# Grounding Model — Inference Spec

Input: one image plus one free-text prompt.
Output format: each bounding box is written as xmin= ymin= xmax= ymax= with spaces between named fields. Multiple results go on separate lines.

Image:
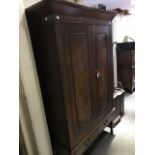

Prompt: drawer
xmin=73 ymin=127 xmax=101 ymax=155
xmin=113 ymin=98 xmax=121 ymax=117
xmin=104 ymin=107 xmax=116 ymax=123
xmin=73 ymin=107 xmax=116 ymax=155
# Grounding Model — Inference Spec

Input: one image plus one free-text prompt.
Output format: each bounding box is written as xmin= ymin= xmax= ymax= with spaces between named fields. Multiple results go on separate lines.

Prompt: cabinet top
xmin=26 ymin=0 xmax=116 ymax=22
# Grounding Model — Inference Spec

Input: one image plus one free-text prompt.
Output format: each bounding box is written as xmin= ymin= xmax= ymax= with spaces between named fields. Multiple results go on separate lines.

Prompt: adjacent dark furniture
xmin=112 ymin=88 xmax=125 ymax=127
xmin=116 ymin=42 xmax=135 ymax=93
xmin=26 ymin=1 xmax=116 ymax=154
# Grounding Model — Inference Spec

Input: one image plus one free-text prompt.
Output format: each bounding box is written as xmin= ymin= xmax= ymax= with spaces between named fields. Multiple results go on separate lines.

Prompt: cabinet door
xmin=61 ymin=23 xmax=95 ymax=142
xmin=92 ymin=25 xmax=113 ymax=117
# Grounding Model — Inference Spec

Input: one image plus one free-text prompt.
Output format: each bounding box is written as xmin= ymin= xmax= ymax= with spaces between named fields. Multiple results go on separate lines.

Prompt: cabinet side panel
xmin=26 ymin=19 xmax=70 ymax=148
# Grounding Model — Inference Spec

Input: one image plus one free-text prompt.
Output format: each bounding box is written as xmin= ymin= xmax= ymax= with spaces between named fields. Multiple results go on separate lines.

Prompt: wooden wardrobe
xmin=26 ymin=1 xmax=116 ymax=154
xmin=116 ymin=42 xmax=135 ymax=93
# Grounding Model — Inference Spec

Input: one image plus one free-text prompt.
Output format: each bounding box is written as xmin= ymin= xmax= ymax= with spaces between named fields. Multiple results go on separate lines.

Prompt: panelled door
xmin=61 ymin=23 xmax=95 ymax=144
xmin=58 ymin=22 xmax=113 ymax=146
xmin=92 ymin=25 xmax=112 ymax=118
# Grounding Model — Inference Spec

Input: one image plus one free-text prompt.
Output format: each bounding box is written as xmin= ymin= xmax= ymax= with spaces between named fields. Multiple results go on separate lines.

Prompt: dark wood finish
xmin=117 ymin=43 xmax=135 ymax=93
xmin=112 ymin=90 xmax=125 ymax=128
xmin=92 ymin=25 xmax=112 ymax=117
xmin=58 ymin=23 xmax=96 ymax=147
xmin=26 ymin=1 xmax=116 ymax=154
xmin=109 ymin=122 xmax=114 ymax=135
xmin=26 ymin=0 xmax=115 ymax=22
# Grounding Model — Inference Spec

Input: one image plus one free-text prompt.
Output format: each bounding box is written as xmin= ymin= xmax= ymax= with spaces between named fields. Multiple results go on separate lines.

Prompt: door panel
xmin=95 ymin=33 xmax=108 ymax=111
xmin=92 ymin=25 xmax=111 ymax=116
xmin=62 ymin=23 xmax=94 ymax=135
xmin=70 ymin=33 xmax=92 ymax=128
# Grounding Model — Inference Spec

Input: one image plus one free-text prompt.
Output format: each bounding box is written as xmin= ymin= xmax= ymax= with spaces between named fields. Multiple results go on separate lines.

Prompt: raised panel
xmin=62 ymin=23 xmax=94 ymax=138
xmin=95 ymin=33 xmax=108 ymax=112
xmin=92 ymin=25 xmax=111 ymax=117
xmin=69 ymin=33 xmax=92 ymax=129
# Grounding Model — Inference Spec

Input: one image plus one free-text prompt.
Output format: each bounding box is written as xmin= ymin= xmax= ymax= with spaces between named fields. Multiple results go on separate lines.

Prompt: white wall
xmin=113 ymin=15 xmax=135 ymax=43
xmin=86 ymin=0 xmax=134 ymax=10
xmin=20 ymin=0 xmax=53 ymax=154
xmin=112 ymin=14 xmax=135 ymax=87
xmin=24 ymin=0 xmax=41 ymax=8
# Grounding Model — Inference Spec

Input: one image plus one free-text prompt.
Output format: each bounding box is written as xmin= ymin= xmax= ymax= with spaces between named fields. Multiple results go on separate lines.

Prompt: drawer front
xmin=73 ymin=107 xmax=116 ymax=155
xmin=52 ymin=108 xmax=116 ymax=155
xmin=104 ymin=107 xmax=116 ymax=124
xmin=113 ymin=97 xmax=121 ymax=117
xmin=74 ymin=128 xmax=100 ymax=155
